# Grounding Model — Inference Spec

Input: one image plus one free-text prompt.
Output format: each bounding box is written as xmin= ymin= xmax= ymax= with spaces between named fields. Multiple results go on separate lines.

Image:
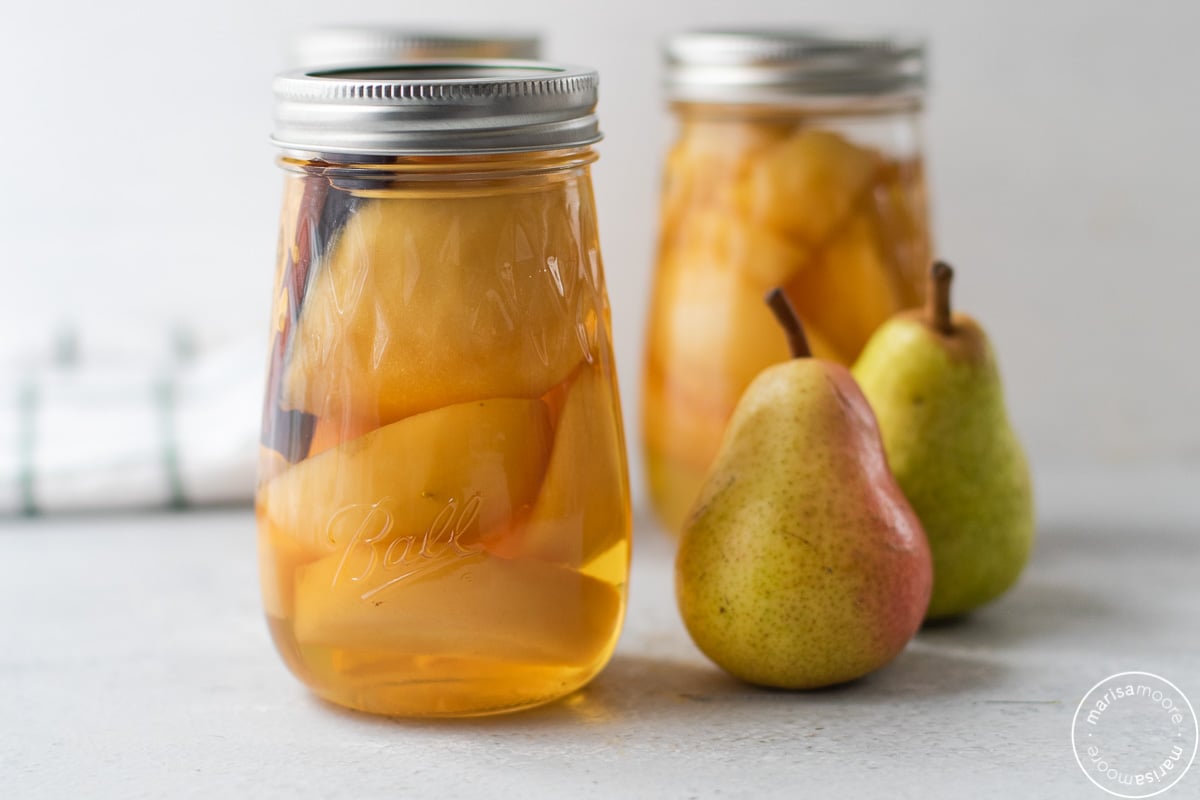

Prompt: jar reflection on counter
xmin=261 ymin=64 xmax=630 ymax=717
xmin=644 ymin=31 xmax=934 ymax=531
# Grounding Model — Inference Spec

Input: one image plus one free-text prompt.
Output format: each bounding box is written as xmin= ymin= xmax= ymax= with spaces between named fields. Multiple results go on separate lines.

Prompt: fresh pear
xmin=676 ymin=291 xmax=932 ymax=689
xmin=853 ymin=262 xmax=1034 ymax=620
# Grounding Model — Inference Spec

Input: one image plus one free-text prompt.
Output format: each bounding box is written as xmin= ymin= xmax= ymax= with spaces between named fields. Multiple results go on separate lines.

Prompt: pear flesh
xmin=853 ymin=310 xmax=1034 ymax=619
xmin=676 ymin=359 xmax=932 ymax=689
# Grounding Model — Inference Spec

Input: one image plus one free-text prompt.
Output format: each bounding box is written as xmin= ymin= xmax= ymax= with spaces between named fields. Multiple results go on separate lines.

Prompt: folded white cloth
xmin=0 ymin=323 xmax=261 ymax=514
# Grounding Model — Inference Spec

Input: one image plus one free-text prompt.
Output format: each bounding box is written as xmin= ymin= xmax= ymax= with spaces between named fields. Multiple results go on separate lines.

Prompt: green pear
xmin=676 ymin=290 xmax=932 ymax=689
xmin=853 ymin=262 xmax=1034 ymax=620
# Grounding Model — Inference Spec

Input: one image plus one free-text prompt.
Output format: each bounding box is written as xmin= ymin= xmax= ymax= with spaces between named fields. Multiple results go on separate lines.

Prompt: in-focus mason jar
xmin=259 ymin=63 xmax=631 ymax=717
xmin=644 ymin=31 xmax=933 ymax=531
xmin=287 ymin=27 xmax=540 ymax=68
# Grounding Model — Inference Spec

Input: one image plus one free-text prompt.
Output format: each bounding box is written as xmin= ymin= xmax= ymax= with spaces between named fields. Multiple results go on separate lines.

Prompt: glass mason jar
xmin=644 ymin=31 xmax=932 ymax=531
xmin=260 ymin=63 xmax=631 ymax=717
xmin=287 ymin=27 xmax=541 ymax=69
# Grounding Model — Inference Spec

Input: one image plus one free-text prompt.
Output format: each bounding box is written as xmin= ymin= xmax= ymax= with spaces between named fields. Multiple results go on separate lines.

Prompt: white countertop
xmin=4 ymin=466 xmax=1198 ymax=799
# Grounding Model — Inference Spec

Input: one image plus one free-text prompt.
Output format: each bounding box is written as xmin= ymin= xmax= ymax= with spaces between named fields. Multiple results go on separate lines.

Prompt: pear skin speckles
xmin=676 ymin=359 xmax=932 ymax=689
xmin=853 ymin=312 xmax=1034 ymax=620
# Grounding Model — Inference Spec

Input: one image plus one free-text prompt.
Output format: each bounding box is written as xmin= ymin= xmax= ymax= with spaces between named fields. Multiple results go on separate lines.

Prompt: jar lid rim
xmin=271 ymin=60 xmax=601 ymax=155
xmin=665 ymin=29 xmax=927 ymax=102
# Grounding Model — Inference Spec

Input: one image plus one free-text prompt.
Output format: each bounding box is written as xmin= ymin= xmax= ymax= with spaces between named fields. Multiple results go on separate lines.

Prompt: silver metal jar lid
xmin=665 ymin=30 xmax=926 ymax=104
xmin=287 ymin=27 xmax=541 ymax=69
xmin=271 ymin=61 xmax=601 ymax=156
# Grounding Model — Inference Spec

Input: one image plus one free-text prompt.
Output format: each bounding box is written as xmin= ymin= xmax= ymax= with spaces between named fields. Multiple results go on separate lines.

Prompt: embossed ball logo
xmin=1072 ymin=672 xmax=1198 ymax=797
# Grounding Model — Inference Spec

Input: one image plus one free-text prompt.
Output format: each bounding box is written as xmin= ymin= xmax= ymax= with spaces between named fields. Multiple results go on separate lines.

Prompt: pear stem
xmin=927 ymin=261 xmax=955 ymax=335
xmin=765 ymin=288 xmax=811 ymax=359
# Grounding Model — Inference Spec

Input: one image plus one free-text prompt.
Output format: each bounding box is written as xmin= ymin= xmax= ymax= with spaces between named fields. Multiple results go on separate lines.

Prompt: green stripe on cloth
xmin=53 ymin=326 xmax=79 ymax=366
xmin=171 ymin=327 xmax=195 ymax=363
xmin=155 ymin=375 xmax=186 ymax=509
xmin=17 ymin=378 xmax=37 ymax=515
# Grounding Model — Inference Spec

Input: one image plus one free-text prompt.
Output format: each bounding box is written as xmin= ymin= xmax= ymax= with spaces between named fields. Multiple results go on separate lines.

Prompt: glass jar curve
xmin=258 ymin=146 xmax=631 ymax=717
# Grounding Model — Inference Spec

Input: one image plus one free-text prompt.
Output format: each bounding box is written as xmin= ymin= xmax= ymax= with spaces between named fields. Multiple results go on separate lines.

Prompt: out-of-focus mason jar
xmin=260 ymin=63 xmax=630 ymax=717
xmin=287 ymin=27 xmax=540 ymax=68
xmin=644 ymin=31 xmax=933 ymax=531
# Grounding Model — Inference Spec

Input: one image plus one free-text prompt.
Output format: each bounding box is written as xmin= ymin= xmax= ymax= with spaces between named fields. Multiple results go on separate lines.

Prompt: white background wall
xmin=2 ymin=0 xmax=1198 ymax=503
